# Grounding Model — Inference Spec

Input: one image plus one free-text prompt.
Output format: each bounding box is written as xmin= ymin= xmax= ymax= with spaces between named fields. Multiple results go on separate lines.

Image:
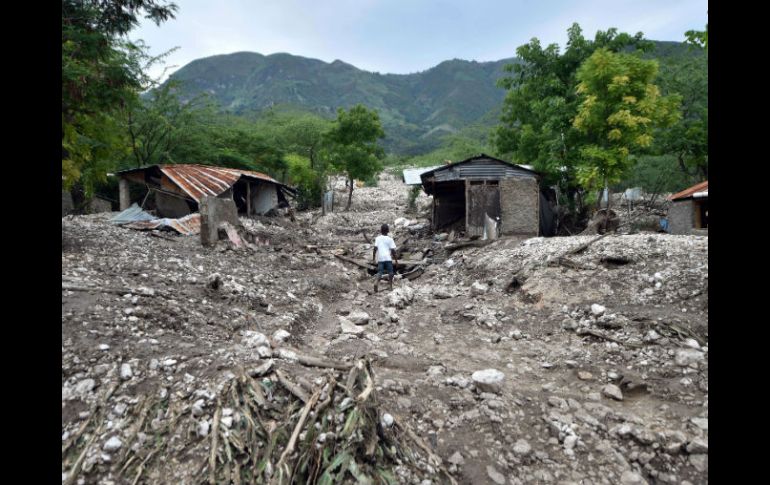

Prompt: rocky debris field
xmin=62 ymin=173 xmax=707 ymax=484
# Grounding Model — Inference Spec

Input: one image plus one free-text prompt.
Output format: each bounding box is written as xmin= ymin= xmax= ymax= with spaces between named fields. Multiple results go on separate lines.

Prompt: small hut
xmin=115 ymin=164 xmax=295 ymax=218
xmin=420 ymin=154 xmax=552 ymax=237
xmin=668 ymin=180 xmax=708 ymax=235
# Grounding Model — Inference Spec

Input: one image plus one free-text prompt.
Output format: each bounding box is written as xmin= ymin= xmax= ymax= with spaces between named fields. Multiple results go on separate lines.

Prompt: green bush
xmin=286 ymin=154 xmax=324 ymax=210
xmin=364 ymin=174 xmax=379 ymax=187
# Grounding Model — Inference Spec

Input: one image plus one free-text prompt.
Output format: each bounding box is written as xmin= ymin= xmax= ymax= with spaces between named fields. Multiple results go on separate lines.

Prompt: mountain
xmin=165 ymin=41 xmax=698 ymax=155
xmin=167 ymin=52 xmax=517 ymax=154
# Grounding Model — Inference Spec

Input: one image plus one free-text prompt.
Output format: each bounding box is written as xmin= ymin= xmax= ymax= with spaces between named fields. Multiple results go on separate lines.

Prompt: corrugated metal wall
xmin=432 ymin=159 xmax=536 ymax=183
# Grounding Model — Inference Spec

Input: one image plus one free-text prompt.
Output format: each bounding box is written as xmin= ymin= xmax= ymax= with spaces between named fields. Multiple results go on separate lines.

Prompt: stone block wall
xmin=200 ymin=196 xmax=240 ymax=246
xmin=499 ymin=177 xmax=539 ymax=236
xmin=669 ymin=200 xmax=694 ymax=235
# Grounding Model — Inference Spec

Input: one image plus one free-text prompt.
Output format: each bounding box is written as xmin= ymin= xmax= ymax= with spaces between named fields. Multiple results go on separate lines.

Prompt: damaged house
xmin=667 ymin=180 xmax=708 ymax=235
xmin=116 ymin=164 xmax=295 ymax=218
xmin=420 ymin=154 xmax=555 ymax=237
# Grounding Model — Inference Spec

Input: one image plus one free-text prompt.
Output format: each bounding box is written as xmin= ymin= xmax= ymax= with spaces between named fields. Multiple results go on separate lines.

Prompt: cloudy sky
xmin=130 ymin=0 xmax=707 ymax=81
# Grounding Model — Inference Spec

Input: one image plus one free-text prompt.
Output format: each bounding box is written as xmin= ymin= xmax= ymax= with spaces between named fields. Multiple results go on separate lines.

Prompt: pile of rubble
xmin=63 ymin=172 xmax=707 ymax=484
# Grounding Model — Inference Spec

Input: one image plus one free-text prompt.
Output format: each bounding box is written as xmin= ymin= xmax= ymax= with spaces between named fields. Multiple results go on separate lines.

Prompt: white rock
xmin=113 ymin=403 xmax=127 ymax=416
xmin=472 ymin=369 xmax=505 ymax=393
xmin=690 ymin=417 xmax=708 ymax=430
xmin=643 ymin=330 xmax=661 ymax=342
xmin=426 ymin=365 xmax=445 ymax=377
xmin=192 ymin=399 xmax=206 ymax=417
xmin=197 ymin=420 xmax=210 ymax=437
xmin=513 ymin=439 xmax=532 ymax=456
xmin=564 ymin=435 xmax=578 ymax=450
xmin=276 ymin=348 xmax=298 ymax=361
xmin=689 ymin=454 xmax=708 ymax=472
xmin=448 ymin=451 xmax=465 ymax=466
xmin=73 ymin=378 xmax=96 ymax=397
xmin=98 ymin=344 xmax=110 ymax=351
xmin=444 ymin=259 xmax=455 ymax=268
xmin=272 ymin=330 xmax=291 ymax=344
xmin=103 ymin=436 xmax=122 ymax=452
xmin=684 ymin=338 xmax=701 ymax=349
xmin=620 ymin=470 xmax=648 ymax=485
xmin=256 ymin=346 xmax=272 ymax=358
xmin=242 ymin=331 xmax=269 ymax=348
xmin=340 ymin=317 xmax=364 ymax=335
xmin=590 ymin=304 xmax=606 ymax=316
xmin=486 ymin=465 xmax=506 ymax=485
xmin=388 ymin=286 xmax=414 ymax=308
xmin=686 ymin=438 xmax=708 ymax=454
xmin=602 ymin=384 xmax=624 ymax=401
xmin=348 ymin=311 xmax=371 ymax=325
xmin=162 ymin=359 xmax=177 ymax=367
xmin=471 ymin=281 xmax=489 ymax=296
xmin=381 ymin=413 xmax=394 ymax=427
xmin=675 ymin=349 xmax=704 ymax=367
xmin=120 ymin=364 xmax=132 ymax=381
xmin=220 ymin=416 xmax=233 ymax=428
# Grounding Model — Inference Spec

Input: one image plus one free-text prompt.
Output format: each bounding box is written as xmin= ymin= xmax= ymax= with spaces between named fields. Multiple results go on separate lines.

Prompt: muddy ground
xmin=62 ymin=174 xmax=708 ymax=485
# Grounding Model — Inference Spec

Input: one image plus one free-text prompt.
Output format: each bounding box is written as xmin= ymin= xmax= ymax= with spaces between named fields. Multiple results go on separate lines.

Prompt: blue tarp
xmin=110 ymin=203 xmax=156 ymax=224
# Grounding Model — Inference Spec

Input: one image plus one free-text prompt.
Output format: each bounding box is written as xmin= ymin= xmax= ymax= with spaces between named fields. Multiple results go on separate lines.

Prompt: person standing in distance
xmin=372 ymin=224 xmax=398 ymax=293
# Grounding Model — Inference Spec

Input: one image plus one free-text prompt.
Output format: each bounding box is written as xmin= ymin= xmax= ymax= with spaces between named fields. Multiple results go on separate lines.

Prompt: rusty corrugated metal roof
xmin=116 ymin=164 xmax=288 ymax=202
xmin=124 ymin=213 xmax=201 ymax=236
xmin=669 ymin=180 xmax=708 ymax=201
xmin=159 ymin=165 xmax=282 ymax=202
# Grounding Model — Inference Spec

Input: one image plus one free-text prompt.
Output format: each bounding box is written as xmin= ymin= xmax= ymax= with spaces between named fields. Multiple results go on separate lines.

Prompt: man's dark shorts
xmin=376 ymin=261 xmax=394 ymax=277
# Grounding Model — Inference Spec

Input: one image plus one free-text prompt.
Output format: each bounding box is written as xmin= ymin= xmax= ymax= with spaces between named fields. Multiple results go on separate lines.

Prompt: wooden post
xmin=119 ymin=178 xmax=130 ymax=211
xmin=246 ymin=182 xmax=252 ymax=216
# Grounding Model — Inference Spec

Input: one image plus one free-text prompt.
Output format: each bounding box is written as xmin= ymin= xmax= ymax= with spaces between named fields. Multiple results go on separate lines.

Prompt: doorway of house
xmin=467 ymin=180 xmax=501 ymax=238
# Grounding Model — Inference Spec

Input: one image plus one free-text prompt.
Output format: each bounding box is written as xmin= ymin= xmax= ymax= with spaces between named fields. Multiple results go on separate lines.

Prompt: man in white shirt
xmin=372 ymin=224 xmax=398 ymax=293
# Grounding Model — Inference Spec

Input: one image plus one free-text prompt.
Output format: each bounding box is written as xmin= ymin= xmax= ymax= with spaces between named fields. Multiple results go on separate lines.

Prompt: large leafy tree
xmin=325 ymin=105 xmax=385 ymax=210
xmin=651 ymin=23 xmax=707 ymax=180
xmin=493 ymin=23 xmax=652 ymax=211
xmin=572 ymin=49 xmax=680 ymax=201
xmin=62 ymin=0 xmax=177 ymax=194
xmin=124 ymin=81 xmax=207 ymax=168
xmin=685 ymin=23 xmax=708 ymax=50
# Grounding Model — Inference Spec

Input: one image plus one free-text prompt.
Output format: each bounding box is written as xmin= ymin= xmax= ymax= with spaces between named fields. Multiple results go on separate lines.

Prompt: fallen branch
xmin=444 ymin=239 xmax=492 ymax=252
xmin=148 ymin=231 xmax=176 ymax=241
xmin=392 ymin=414 xmax=458 ymax=485
xmin=209 ymin=403 xmax=222 ymax=485
xmin=63 ymin=423 xmax=103 ymax=485
xmin=272 ymin=386 xmax=324 ymax=484
xmin=550 ymin=257 xmax=594 ymax=271
xmin=401 ymin=266 xmax=424 ymax=281
xmin=275 ymin=369 xmax=309 ymax=403
xmin=652 ymin=321 xmax=706 ymax=347
xmin=355 ymin=365 xmax=375 ymax=403
xmin=333 ymin=254 xmax=375 ymax=270
xmin=576 ymin=328 xmax=641 ymax=348
xmin=131 ymin=447 xmax=158 ymax=485
xmin=277 ymin=348 xmax=353 ymax=370
xmin=61 ymin=283 xmax=165 ymax=298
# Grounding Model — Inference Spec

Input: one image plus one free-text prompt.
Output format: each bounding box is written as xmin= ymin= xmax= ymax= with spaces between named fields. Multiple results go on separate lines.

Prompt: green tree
xmin=325 ymin=105 xmax=385 ymax=210
xmin=653 ymin=44 xmax=707 ymax=179
xmin=685 ymin=23 xmax=708 ymax=50
xmin=164 ymin=112 xmax=287 ymax=178
xmin=62 ymin=0 xmax=177 ymax=195
xmin=256 ymin=112 xmax=332 ymax=169
xmin=124 ymin=81 xmax=207 ymax=168
xmin=494 ymin=23 xmax=652 ymax=212
xmin=572 ymin=49 xmax=680 ymax=202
